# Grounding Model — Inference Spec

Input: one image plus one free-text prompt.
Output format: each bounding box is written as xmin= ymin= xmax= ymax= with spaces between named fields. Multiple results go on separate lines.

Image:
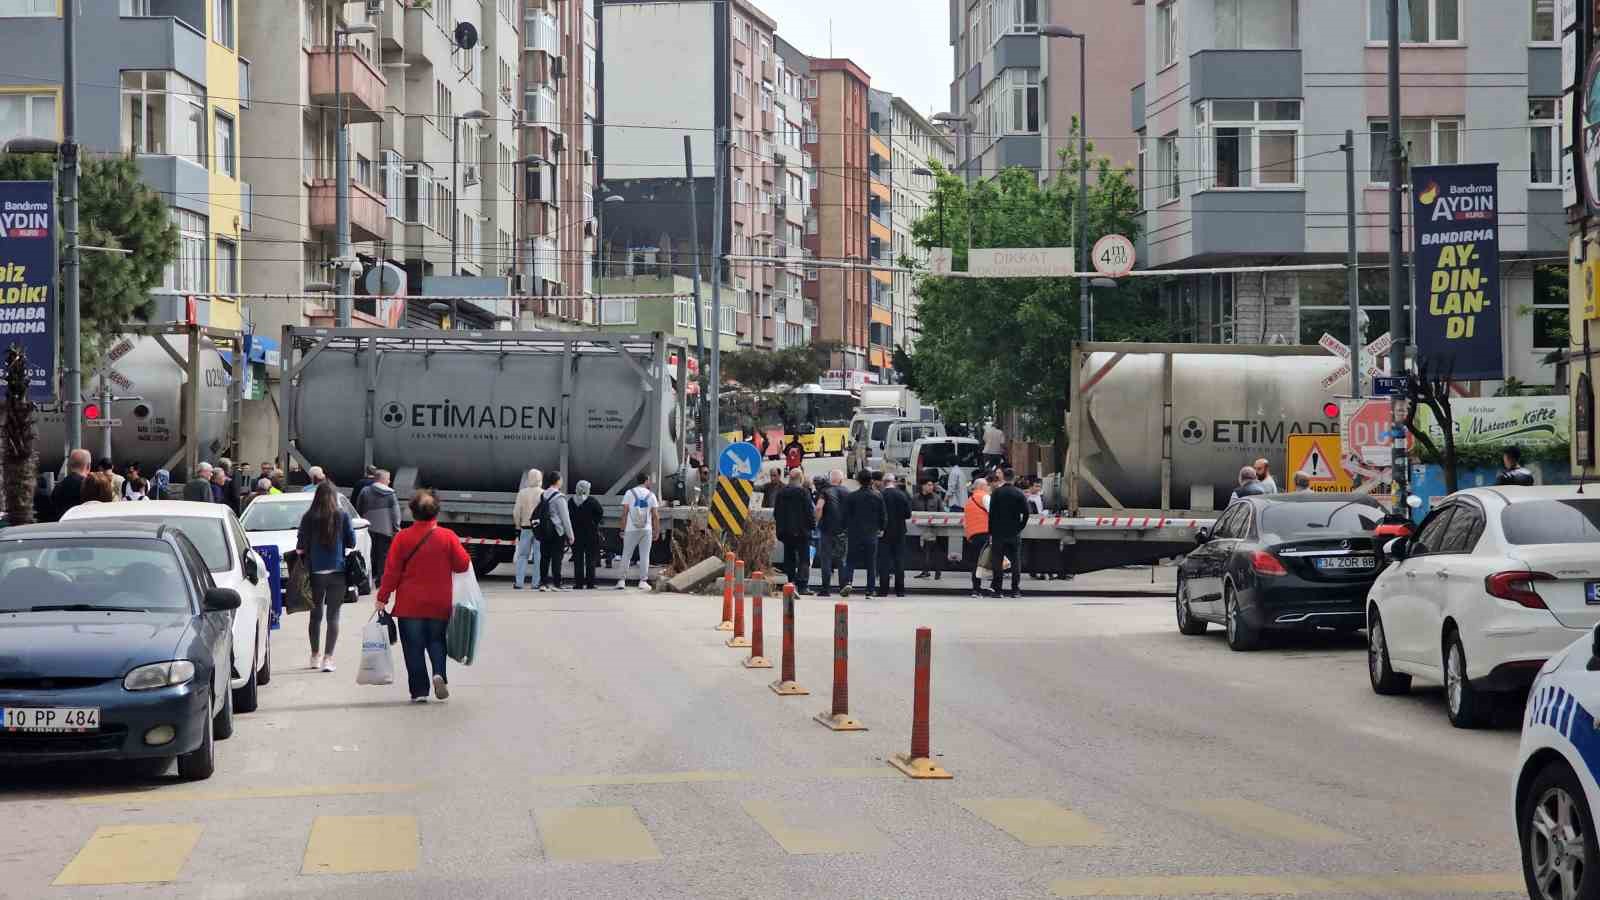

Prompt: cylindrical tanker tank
xmin=1075 ymin=350 xmax=1345 ymax=511
xmin=291 ymin=345 xmax=683 ymax=497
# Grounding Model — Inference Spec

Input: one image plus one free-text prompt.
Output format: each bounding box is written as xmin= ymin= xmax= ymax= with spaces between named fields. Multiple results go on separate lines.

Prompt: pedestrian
xmin=1292 ymin=471 xmax=1313 ymax=493
xmin=297 ymin=480 xmax=357 ymax=672
xmin=616 ymin=472 xmax=660 ymax=590
xmin=987 ymin=468 xmax=1029 ymax=598
xmin=33 ymin=474 xmax=53 ymax=523
xmin=182 ymin=462 xmax=214 ymax=502
xmin=694 ymin=464 xmax=712 ymax=505
xmin=302 ymin=465 xmax=328 ymax=493
xmin=963 ymin=474 xmax=993 ymax=598
xmin=51 ymin=449 xmax=91 ymax=517
xmin=911 ymin=477 xmax=944 ymax=580
xmin=814 ymin=469 xmax=848 ymax=597
xmin=981 ymin=419 xmax=1007 ymax=471
xmin=359 ymin=469 xmax=401 ymax=588
xmin=151 ymin=468 xmax=171 ymax=501
xmin=760 ymin=465 xmax=784 ymax=509
xmin=211 ymin=466 xmax=239 ymax=514
xmin=79 ymin=472 xmax=117 ymax=504
xmin=1498 ymin=445 xmax=1536 ymax=486
xmin=568 ymin=480 xmax=605 ymax=590
xmin=511 ymin=468 xmax=543 ymax=591
xmin=246 ymin=477 xmax=273 ymax=506
xmin=120 ymin=462 xmax=143 ymax=500
xmin=123 ymin=475 xmax=149 ymax=502
xmin=1253 ymin=458 xmax=1279 ymax=494
xmin=841 ymin=470 xmax=886 ymax=598
xmin=1024 ymin=476 xmax=1045 ymax=514
xmin=375 ymin=490 xmax=472 ymax=703
xmin=352 ymin=464 xmax=378 ymax=508
xmin=536 ymin=471 xmax=574 ymax=591
xmin=773 ymin=467 xmax=815 ymax=594
xmin=784 ymin=436 xmax=804 ymax=473
xmin=879 ymin=472 xmax=912 ymax=597
xmin=93 ymin=458 xmax=124 ymax=501
xmin=945 ymin=460 xmax=970 ymax=513
xmin=1230 ymin=465 xmax=1267 ymax=503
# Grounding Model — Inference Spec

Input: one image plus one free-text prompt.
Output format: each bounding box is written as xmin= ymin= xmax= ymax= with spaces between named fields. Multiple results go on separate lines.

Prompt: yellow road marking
xmin=301 ymin=815 xmax=418 ymax=875
xmin=70 ymin=782 xmax=418 ymax=806
xmin=1049 ymin=872 xmax=1520 ymax=898
xmin=529 ymin=767 xmax=898 ymax=787
xmin=536 ymin=806 xmax=662 ymax=863
xmin=958 ymin=798 xmax=1109 ymax=847
xmin=54 ymin=823 xmax=202 ymax=886
xmin=742 ymin=800 xmax=889 ymax=855
xmin=1183 ymin=798 xmax=1354 ymax=845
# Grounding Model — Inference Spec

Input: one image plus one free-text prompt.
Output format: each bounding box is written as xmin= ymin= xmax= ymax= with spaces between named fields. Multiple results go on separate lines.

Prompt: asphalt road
xmin=0 ymin=567 xmax=1528 ymax=899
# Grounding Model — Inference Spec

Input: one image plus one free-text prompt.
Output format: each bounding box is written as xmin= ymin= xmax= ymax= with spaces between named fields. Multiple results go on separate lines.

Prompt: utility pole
xmin=62 ymin=0 xmax=82 ymax=453
xmin=334 ymin=29 xmax=352 ymax=327
xmin=1344 ymin=129 xmax=1360 ymax=399
xmin=684 ymin=136 xmax=707 ymax=449
xmin=1386 ymin=0 xmax=1406 ymax=376
xmin=1075 ymin=36 xmax=1089 ymax=355
xmin=708 ymin=130 xmax=728 ymax=469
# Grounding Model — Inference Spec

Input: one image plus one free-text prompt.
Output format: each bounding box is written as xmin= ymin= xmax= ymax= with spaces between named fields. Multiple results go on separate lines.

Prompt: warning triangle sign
xmin=1294 ymin=440 xmax=1337 ymax=482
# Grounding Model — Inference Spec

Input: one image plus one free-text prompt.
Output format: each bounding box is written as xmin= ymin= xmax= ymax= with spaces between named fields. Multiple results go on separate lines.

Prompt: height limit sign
xmin=1091 ymin=234 xmax=1135 ymax=278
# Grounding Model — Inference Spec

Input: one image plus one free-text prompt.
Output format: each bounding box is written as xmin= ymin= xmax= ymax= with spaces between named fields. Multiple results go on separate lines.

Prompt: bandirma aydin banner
xmin=1411 ymin=163 xmax=1502 ymax=381
xmin=0 ymin=180 xmax=56 ymax=403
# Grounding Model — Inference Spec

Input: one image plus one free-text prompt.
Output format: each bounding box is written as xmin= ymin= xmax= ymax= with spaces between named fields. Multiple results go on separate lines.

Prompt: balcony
xmin=525 ymin=10 xmax=560 ymax=57
xmin=310 ymin=178 xmax=390 ymax=244
xmin=524 ymin=87 xmax=558 ymax=128
xmin=309 ymin=46 xmax=388 ymax=125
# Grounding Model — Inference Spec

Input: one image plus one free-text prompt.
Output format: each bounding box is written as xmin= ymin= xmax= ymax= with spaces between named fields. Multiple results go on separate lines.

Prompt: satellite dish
xmin=363 ymin=261 xmax=406 ymax=297
xmin=453 ymin=21 xmax=479 ymax=50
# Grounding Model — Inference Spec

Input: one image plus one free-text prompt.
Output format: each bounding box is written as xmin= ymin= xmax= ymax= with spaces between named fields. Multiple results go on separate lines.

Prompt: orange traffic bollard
xmin=814 ymin=603 xmax=865 ymax=731
xmin=770 ymin=583 xmax=808 ymax=695
xmin=743 ymin=572 xmax=772 ymax=668
xmin=888 ymin=627 xmax=951 ymax=778
xmin=726 ymin=559 xmax=751 ymax=648
xmin=717 ymin=573 xmax=734 ymax=631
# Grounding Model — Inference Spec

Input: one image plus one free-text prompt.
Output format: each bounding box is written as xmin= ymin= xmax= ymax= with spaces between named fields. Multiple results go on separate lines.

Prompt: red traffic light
xmin=1322 ymin=402 xmax=1340 ymax=418
xmin=83 ymin=403 xmax=102 ymax=420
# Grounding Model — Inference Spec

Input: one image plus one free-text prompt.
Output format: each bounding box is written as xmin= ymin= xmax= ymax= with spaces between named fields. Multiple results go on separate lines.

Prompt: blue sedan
xmin=0 ymin=520 xmax=240 ymax=780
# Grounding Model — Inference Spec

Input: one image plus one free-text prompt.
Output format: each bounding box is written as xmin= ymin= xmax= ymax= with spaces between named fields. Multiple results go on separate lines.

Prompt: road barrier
xmin=717 ymin=553 xmax=735 ymax=631
xmin=725 ymin=559 xmax=751 ymax=649
xmin=770 ymin=583 xmax=808 ymax=695
xmin=743 ymin=572 xmax=772 ymax=669
xmin=888 ymin=627 xmax=951 ymax=779
xmin=814 ymin=603 xmax=866 ymax=731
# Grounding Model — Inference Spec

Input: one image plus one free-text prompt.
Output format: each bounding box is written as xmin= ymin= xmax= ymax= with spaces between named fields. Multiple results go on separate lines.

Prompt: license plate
xmin=1 ymin=707 xmax=99 ymax=732
xmin=1314 ymin=556 xmax=1375 ymax=570
xmin=1586 ymin=582 xmax=1600 ymax=605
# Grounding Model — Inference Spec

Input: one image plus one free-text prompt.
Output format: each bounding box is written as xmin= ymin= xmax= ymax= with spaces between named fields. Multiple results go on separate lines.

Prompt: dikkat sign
xmin=1411 ymin=163 xmax=1503 ymax=381
xmin=0 ymin=180 xmax=56 ymax=403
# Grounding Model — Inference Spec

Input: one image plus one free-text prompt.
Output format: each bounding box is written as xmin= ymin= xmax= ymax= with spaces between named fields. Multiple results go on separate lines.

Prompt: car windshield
xmin=0 ymin=538 xmax=191 ymax=612
xmin=1501 ymin=499 xmax=1600 ymax=545
xmin=870 ymin=421 xmax=894 ymax=441
xmin=1260 ymin=502 xmax=1383 ymax=536
xmin=240 ymin=497 xmax=312 ymax=533
xmin=919 ymin=442 xmax=981 ymax=468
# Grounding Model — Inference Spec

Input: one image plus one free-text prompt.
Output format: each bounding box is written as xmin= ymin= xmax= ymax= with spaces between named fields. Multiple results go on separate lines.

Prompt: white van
xmin=882 ymin=421 xmax=947 ymax=472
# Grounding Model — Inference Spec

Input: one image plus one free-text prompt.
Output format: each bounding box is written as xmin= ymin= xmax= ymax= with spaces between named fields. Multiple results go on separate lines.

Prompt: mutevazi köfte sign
xmin=0 ymin=180 xmax=56 ymax=402
xmin=1411 ymin=163 xmax=1503 ymax=381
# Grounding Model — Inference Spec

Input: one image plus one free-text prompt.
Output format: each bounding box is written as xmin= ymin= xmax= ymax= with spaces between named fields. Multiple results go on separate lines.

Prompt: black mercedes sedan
xmin=0 ymin=520 xmax=240 ymax=780
xmin=1177 ymin=493 xmax=1386 ymax=651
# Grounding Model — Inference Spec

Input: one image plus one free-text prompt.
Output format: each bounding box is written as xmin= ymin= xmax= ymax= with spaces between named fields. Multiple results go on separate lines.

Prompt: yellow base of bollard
xmin=888 ymin=753 xmax=952 ymax=780
xmin=769 ymin=680 xmax=809 ymax=695
xmin=716 ymin=621 xmax=734 ymax=631
xmin=742 ymin=656 xmax=773 ymax=669
xmin=813 ymin=712 xmax=867 ymax=732
xmin=725 ymin=636 xmax=752 ymax=648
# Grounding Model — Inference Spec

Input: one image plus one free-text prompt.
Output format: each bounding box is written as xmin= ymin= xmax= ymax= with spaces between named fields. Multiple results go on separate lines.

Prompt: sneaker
xmin=321 ymin=659 xmax=337 ymax=673
xmin=432 ymin=674 xmax=450 ymax=701
xmin=615 ymin=581 xmax=628 ymax=590
xmin=914 ymin=572 xmax=931 ymax=580
xmin=1006 ymin=591 xmax=1021 ymax=598
xmin=539 ymin=585 xmax=551 ymax=592
xmin=309 ymin=653 xmax=321 ymax=670
xmin=513 ymin=583 xmax=523 ymax=591
xmin=934 ymin=572 xmax=942 ymax=581
xmin=896 ymin=593 xmax=908 ymax=598
xmin=411 ymin=696 xmax=429 ymax=704
xmin=637 ymin=582 xmax=650 ymax=591
xmin=816 ymin=592 xmax=831 ymax=598
xmin=864 ymin=592 xmax=875 ymax=599
xmin=839 ymin=585 xmax=852 ymax=597
xmin=969 ymin=591 xmax=983 ymax=599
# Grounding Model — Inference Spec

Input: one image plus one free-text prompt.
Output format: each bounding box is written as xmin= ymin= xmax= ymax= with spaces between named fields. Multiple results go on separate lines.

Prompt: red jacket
xmin=377 ymin=521 xmax=471 ymax=620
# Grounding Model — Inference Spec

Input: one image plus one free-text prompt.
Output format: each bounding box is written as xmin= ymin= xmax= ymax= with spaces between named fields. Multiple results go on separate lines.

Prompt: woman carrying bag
xmin=298 ymin=481 xmax=357 ymax=672
xmin=375 ymin=490 xmax=471 ymax=703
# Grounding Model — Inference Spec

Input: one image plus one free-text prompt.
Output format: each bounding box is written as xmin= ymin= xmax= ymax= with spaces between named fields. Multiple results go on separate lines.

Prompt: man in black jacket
xmin=841 ymin=471 xmax=887 ymax=597
xmin=50 ymin=449 xmax=91 ymax=519
xmin=878 ymin=472 xmax=913 ymax=597
xmin=772 ymin=468 xmax=816 ymax=593
xmin=986 ymin=467 xmax=1030 ymax=597
xmin=815 ymin=471 xmax=847 ymax=597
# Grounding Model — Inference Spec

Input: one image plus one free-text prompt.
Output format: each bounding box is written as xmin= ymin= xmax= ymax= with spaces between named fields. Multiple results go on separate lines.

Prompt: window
xmin=1368 ymin=117 xmax=1461 ymax=182
xmin=1158 ymin=132 xmax=1180 ymax=203
xmin=994 ymin=0 xmax=1039 ymax=35
xmin=1530 ymin=98 xmax=1557 ymax=185
xmin=759 ymin=36 xmax=769 ymax=64
xmin=165 ymin=210 xmax=209 ymax=294
xmin=1368 ymin=0 xmax=1459 ymax=43
xmin=213 ymin=110 xmax=235 ymax=177
xmin=1534 ymin=265 xmax=1569 ymax=349
xmin=1157 ymin=1 xmax=1178 ymax=67
xmin=213 ymin=0 xmax=234 ymax=49
xmin=404 ymin=162 xmax=434 ymax=224
xmin=122 ymin=0 xmax=151 ymax=14
xmin=435 ymin=81 xmax=452 ymax=134
xmin=354 ymin=153 xmax=373 ymax=191
xmin=1136 ymin=133 xmax=1147 ymax=210
xmin=0 ymin=0 xmax=54 ymax=15
xmin=1215 ymin=0 xmax=1297 ymax=49
xmin=121 ymin=71 xmax=207 ymax=166
xmin=1297 ymin=269 xmax=1402 ymax=345
xmin=383 ymin=150 xmax=403 ymax=219
xmin=0 ymin=91 xmax=56 ymax=145
xmin=1532 ymin=0 xmax=1556 ymax=41
xmin=1197 ymin=100 xmax=1301 ymax=188
xmin=805 ymin=78 xmax=818 ymax=99
xmin=215 ymin=238 xmax=238 ymax=295
xmin=999 ymin=69 xmax=1040 ymax=134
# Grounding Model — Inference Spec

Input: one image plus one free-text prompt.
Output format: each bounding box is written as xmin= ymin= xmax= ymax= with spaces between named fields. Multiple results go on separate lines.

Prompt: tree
xmin=2 ymin=345 xmax=38 ymax=526
xmin=718 ymin=343 xmax=831 ymax=392
xmin=1402 ymin=357 xmax=1459 ymax=494
xmin=0 ymin=153 xmax=178 ymax=366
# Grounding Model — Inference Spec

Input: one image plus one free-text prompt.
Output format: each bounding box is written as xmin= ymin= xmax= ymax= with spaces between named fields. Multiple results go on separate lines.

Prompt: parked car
xmin=1368 ymin=486 xmax=1600 ymax=728
xmin=1176 ymin=493 xmax=1385 ymax=650
xmin=881 ymin=421 xmax=947 ymax=473
xmin=63 ymin=501 xmax=272 ymax=714
xmin=908 ymin=436 xmax=981 ymax=489
xmin=238 ymin=491 xmax=373 ymax=589
xmin=1513 ymin=625 xmax=1600 ymax=900
xmin=845 ymin=414 xmax=900 ymax=479
xmin=0 ymin=520 xmax=240 ymax=780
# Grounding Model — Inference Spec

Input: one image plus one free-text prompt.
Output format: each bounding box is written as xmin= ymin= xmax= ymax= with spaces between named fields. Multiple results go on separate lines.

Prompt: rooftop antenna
xmin=829 ymin=19 xmax=833 ymax=56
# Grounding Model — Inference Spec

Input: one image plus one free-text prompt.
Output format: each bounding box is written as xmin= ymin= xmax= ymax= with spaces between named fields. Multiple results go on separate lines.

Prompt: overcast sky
xmin=758 ymin=0 xmax=950 ymax=117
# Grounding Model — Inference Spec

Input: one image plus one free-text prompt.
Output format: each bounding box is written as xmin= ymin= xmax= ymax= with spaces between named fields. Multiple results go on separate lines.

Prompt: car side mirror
xmin=204 ymin=587 xmax=242 ymax=612
xmin=1589 ymin=624 xmax=1600 ymax=672
xmin=241 ymin=554 xmax=259 ymax=585
xmin=1195 ymin=528 xmax=1211 ymax=545
xmin=1385 ymin=537 xmax=1408 ymax=561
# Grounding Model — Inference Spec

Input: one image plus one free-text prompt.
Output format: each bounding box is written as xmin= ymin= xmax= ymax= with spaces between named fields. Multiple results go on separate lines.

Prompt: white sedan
xmin=1514 ymin=627 xmax=1600 ymax=900
xmin=62 ymin=500 xmax=274 ymax=713
xmin=1368 ymin=486 xmax=1600 ymax=728
xmin=238 ymin=492 xmax=372 ymax=590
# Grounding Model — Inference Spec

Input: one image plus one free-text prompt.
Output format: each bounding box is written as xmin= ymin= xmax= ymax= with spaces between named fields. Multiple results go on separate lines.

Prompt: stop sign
xmin=1342 ymin=399 xmax=1393 ymax=467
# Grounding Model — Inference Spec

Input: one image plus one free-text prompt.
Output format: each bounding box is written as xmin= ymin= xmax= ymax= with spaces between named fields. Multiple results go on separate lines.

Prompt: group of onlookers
xmin=510 ymin=469 xmax=661 ymax=592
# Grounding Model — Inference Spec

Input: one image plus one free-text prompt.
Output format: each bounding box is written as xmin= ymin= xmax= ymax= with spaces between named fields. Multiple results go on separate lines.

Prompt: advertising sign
xmin=0 ymin=180 xmax=55 ymax=403
xmin=1583 ymin=49 xmax=1600 ymax=212
xmin=1411 ymin=396 xmax=1569 ymax=450
xmin=1411 ymin=164 xmax=1503 ymax=381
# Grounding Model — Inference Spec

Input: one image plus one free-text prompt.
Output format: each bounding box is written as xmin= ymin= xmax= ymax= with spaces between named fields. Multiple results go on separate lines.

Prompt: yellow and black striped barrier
xmin=708 ymin=476 xmax=756 ymax=537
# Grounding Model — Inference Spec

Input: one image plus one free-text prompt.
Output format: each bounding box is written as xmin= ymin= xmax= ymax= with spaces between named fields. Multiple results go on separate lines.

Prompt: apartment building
xmin=522 ymin=0 xmax=595 ymax=323
xmin=947 ymin=0 xmax=1144 ymax=181
xmin=889 ymin=96 xmax=957 ymax=350
xmin=1133 ymin=0 xmax=1565 ymax=386
xmin=0 ymin=0 xmax=249 ymax=332
xmin=773 ymin=36 xmax=814 ymax=348
xmin=804 ymin=58 xmax=872 ymax=374
xmin=866 ymin=89 xmax=894 ymax=374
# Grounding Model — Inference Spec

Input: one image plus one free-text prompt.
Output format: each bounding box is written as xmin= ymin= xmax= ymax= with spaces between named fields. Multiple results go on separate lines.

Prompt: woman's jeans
xmin=308 ymin=571 xmax=347 ymax=655
xmin=397 ymin=617 xmax=448 ymax=699
xmin=513 ymin=528 xmax=540 ymax=587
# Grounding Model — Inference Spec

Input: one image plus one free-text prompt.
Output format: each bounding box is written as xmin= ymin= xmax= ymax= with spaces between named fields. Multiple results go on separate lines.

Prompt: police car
xmin=1515 ymin=625 xmax=1600 ymax=899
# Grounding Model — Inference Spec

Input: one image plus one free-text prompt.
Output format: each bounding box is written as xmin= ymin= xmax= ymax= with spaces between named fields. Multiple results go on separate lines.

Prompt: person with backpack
xmin=536 ymin=471 xmax=574 ymax=591
xmin=375 ymin=490 xmax=472 ymax=703
xmin=616 ymin=472 xmax=660 ymax=590
xmin=511 ymin=468 xmax=544 ymax=591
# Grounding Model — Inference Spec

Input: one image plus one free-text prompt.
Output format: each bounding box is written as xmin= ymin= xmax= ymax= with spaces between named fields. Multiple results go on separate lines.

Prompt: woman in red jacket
xmin=375 ymin=491 xmax=471 ymax=702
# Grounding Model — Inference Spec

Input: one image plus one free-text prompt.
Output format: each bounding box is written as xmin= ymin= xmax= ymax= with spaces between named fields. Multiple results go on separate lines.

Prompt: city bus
xmin=783 ymin=384 xmax=856 ymax=456
xmin=718 ymin=390 xmax=787 ymax=459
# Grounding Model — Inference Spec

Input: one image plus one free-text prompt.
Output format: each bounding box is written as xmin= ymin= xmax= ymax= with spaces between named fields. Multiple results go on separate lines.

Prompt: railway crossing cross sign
xmin=707 ymin=476 xmax=756 ymax=537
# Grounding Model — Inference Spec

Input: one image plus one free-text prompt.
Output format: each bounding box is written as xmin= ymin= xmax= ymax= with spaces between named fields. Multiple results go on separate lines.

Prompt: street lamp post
xmin=912 ymin=166 xmax=943 ymax=246
xmin=931 ymin=113 xmax=974 ymax=254
xmin=1041 ymin=24 xmax=1090 ymax=348
xmin=596 ymin=194 xmax=624 ymax=318
xmin=450 ymin=108 xmax=490 ymax=279
xmin=333 ymin=24 xmax=377 ymax=328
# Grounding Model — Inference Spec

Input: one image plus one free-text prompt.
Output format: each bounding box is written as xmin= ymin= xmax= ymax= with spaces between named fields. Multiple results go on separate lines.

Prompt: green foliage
xmin=0 ymin=153 xmax=178 ymax=368
xmin=1417 ymin=440 xmax=1569 ymax=469
xmin=719 ymin=343 xmax=831 ymax=392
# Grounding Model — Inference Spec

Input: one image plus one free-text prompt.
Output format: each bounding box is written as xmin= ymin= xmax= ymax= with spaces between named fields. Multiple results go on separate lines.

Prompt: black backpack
xmin=532 ymin=493 xmax=557 ymax=541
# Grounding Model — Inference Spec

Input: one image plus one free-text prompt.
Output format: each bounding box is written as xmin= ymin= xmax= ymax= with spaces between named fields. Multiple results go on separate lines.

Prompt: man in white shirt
xmin=617 ymin=472 xmax=661 ymax=590
xmin=1253 ymin=458 xmax=1279 ymax=494
xmin=981 ymin=421 xmax=1006 ymax=470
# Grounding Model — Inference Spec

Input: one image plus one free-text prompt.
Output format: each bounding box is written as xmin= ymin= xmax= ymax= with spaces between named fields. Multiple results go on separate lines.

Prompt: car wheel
xmin=1224 ymin=583 xmax=1261 ymax=651
xmin=1444 ymin=629 xmax=1491 ymax=729
xmin=213 ymin=674 xmax=234 ymax=740
xmin=1521 ymin=759 xmax=1600 ymax=900
xmin=232 ymin=644 xmax=259 ymax=714
xmin=469 ymin=546 xmax=499 ymax=579
xmin=1367 ymin=608 xmax=1411 ymax=695
xmin=256 ymin=632 xmax=272 ymax=686
xmin=177 ymin=696 xmax=215 ymax=781
xmin=1176 ymin=574 xmax=1207 ymax=636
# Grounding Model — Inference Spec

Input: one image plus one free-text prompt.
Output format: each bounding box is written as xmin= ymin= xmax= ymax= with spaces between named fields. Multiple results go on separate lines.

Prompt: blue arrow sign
xmin=719 ymin=441 xmax=763 ymax=481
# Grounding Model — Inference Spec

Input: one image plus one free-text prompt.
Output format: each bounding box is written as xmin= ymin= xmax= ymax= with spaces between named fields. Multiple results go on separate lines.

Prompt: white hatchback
xmin=1514 ymin=628 xmax=1600 ymax=900
xmin=1367 ymin=486 xmax=1600 ymax=728
xmin=62 ymin=500 xmax=274 ymax=713
xmin=238 ymin=492 xmax=372 ymax=589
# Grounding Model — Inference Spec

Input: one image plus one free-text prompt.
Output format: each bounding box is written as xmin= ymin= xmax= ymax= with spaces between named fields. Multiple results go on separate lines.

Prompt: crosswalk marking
xmin=1050 ymin=871 xmax=1522 ymax=897
xmin=529 ymin=767 xmax=896 ymax=787
xmin=1183 ymin=799 xmax=1354 ymax=845
xmin=70 ymin=782 xmax=418 ymax=806
xmin=957 ymin=798 xmax=1109 ymax=848
xmin=301 ymin=815 xmax=418 ymax=875
xmin=535 ymin=806 xmax=662 ymax=863
xmin=742 ymin=800 xmax=889 ymax=855
xmin=53 ymin=823 xmax=203 ymax=886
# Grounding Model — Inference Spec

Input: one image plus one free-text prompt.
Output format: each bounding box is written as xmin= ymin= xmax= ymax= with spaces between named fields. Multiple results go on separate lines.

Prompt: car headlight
xmin=123 ymin=661 xmax=197 ymax=691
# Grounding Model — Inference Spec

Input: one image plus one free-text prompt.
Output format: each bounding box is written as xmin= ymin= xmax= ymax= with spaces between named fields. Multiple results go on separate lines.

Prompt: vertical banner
xmin=0 ymin=180 xmax=56 ymax=402
xmin=1411 ymin=163 xmax=1504 ymax=381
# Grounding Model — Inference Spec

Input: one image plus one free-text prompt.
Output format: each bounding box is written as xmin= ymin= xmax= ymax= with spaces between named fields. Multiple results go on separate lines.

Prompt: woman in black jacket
xmin=567 ymin=480 xmax=606 ymax=590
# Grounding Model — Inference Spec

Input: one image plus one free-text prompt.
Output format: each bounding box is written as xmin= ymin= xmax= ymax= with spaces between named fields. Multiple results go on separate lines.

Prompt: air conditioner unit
xmin=552 ymin=57 xmax=565 ymax=79
xmin=365 ymin=0 xmax=382 ymax=16
xmin=513 ymin=273 xmax=533 ymax=294
xmin=552 ymin=134 xmax=566 ymax=153
xmin=463 ymin=165 xmax=480 ymax=187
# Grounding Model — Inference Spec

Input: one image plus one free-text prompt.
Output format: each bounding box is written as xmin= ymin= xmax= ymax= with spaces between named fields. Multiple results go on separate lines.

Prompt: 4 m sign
xmin=1091 ymin=234 xmax=1135 ymax=278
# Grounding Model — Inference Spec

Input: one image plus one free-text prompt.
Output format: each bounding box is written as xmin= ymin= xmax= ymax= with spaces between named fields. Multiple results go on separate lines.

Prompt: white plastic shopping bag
xmin=356 ymin=614 xmax=395 ymax=685
xmin=447 ymin=569 xmax=485 ymax=665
